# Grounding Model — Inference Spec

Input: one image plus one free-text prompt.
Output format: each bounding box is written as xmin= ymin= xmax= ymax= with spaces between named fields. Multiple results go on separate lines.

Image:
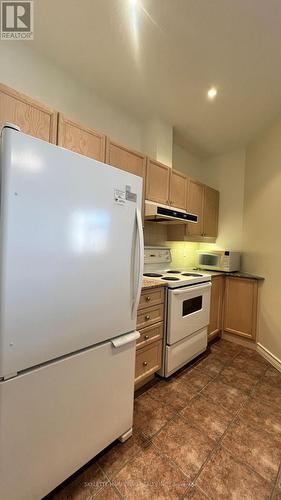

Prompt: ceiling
xmin=30 ymin=0 xmax=281 ymax=156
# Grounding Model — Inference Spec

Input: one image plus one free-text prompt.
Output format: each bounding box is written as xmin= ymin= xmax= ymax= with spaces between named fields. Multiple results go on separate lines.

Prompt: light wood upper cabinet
xmin=145 ymin=158 xmax=170 ymax=205
xmin=170 ymin=169 xmax=188 ymax=210
xmin=167 ymin=180 xmax=220 ymax=241
xmin=0 ymin=83 xmax=57 ymax=143
xmin=106 ymin=138 xmax=146 ymax=177
xmin=57 ymin=114 xmax=106 ymax=162
xmin=186 ymin=179 xmax=204 ymax=236
xmin=223 ymin=277 xmax=258 ymax=340
xmin=145 ymin=160 xmax=188 ymax=210
xmin=203 ymin=186 xmax=219 ymax=237
xmin=106 ymin=139 xmax=146 ymax=217
xmin=208 ymin=275 xmax=224 ymax=340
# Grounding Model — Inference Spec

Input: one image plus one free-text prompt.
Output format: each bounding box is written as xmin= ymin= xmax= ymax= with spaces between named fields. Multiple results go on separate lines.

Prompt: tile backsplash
xmin=143 ymin=223 xmax=168 ymax=247
xmin=144 ymin=222 xmax=200 ymax=269
xmin=168 ymin=241 xmax=199 ymax=269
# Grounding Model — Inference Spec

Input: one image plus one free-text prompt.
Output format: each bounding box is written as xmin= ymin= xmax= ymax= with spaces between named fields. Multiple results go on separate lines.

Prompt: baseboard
xmin=222 ymin=331 xmax=256 ymax=349
xmin=257 ymin=343 xmax=281 ymax=373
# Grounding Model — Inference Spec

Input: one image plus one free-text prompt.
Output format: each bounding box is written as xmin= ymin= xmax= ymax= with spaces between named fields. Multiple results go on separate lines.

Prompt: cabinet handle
xmin=144 ymin=335 xmax=149 ymax=340
xmin=143 ymin=361 xmax=148 ymax=366
xmin=145 ymin=296 xmax=151 ymax=302
xmin=145 ymin=315 xmax=150 ymax=320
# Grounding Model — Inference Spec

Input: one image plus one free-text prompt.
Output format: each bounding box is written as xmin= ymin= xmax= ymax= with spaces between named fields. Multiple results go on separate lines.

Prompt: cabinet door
xmin=208 ymin=276 xmax=224 ymax=340
xmin=106 ymin=138 xmax=146 ymax=214
xmin=106 ymin=139 xmax=145 ymax=177
xmin=170 ymin=169 xmax=187 ymax=210
xmin=223 ymin=278 xmax=258 ymax=340
xmin=0 ymin=83 xmax=57 ymax=143
xmin=57 ymin=114 xmax=106 ymax=161
xmin=135 ymin=340 xmax=162 ymax=385
xmin=186 ymin=179 xmax=204 ymax=236
xmin=145 ymin=158 xmax=170 ymax=205
xmin=203 ymin=186 xmax=219 ymax=237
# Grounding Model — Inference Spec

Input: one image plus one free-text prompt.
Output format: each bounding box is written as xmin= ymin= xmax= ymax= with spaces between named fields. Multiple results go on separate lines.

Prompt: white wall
xmin=0 ymin=44 xmax=143 ymax=151
xmin=172 ymin=143 xmax=206 ymax=182
xmin=173 ymin=145 xmax=246 ymax=251
xmin=143 ymin=118 xmax=173 ymax=167
xmin=242 ymin=115 xmax=281 ymax=363
xmin=201 ymin=149 xmax=246 ymax=251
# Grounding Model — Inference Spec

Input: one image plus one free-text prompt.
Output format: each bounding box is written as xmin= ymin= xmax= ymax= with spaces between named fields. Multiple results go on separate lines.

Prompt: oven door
xmin=167 ymin=282 xmax=212 ymax=345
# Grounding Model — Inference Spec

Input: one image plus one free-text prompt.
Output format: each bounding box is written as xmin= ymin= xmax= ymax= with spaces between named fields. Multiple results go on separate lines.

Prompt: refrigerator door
xmin=0 ymin=128 xmax=143 ymax=377
xmin=0 ymin=338 xmax=136 ymax=500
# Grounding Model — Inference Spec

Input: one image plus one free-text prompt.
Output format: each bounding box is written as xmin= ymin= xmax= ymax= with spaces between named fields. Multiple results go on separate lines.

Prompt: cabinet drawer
xmin=137 ymin=322 xmax=163 ymax=350
xmin=135 ymin=340 xmax=162 ymax=384
xmin=138 ymin=287 xmax=164 ymax=310
xmin=137 ymin=304 xmax=164 ymax=330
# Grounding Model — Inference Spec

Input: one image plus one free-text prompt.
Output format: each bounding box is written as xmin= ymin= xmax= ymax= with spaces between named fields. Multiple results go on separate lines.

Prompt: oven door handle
xmin=172 ymin=282 xmax=212 ymax=295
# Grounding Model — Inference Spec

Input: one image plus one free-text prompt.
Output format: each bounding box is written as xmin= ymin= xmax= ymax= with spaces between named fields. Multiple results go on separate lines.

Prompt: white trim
xmin=257 ymin=343 xmax=281 ymax=373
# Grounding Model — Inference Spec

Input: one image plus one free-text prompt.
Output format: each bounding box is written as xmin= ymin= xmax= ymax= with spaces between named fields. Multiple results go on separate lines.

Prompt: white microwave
xmin=197 ymin=251 xmax=240 ymax=272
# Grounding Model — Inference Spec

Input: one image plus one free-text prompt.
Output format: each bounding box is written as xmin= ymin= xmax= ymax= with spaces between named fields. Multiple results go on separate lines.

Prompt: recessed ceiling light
xmin=207 ymin=87 xmax=217 ymax=99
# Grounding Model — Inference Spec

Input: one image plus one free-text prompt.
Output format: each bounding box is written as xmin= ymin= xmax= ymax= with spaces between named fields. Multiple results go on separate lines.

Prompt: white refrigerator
xmin=0 ymin=125 xmax=144 ymax=499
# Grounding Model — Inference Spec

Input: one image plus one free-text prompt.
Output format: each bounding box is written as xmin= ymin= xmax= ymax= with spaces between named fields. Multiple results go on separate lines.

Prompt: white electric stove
xmin=144 ymin=247 xmax=212 ymax=377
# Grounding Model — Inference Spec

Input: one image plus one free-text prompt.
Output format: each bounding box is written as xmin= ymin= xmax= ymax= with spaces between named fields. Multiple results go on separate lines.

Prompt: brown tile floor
xmin=48 ymin=339 xmax=281 ymax=500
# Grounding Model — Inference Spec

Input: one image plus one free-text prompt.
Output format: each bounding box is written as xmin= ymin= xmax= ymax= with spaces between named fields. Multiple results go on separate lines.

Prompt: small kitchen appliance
xmin=196 ymin=250 xmax=241 ymax=272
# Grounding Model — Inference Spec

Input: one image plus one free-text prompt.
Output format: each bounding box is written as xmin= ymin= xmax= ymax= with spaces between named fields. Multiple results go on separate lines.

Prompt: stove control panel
xmin=144 ymin=247 xmax=171 ymax=264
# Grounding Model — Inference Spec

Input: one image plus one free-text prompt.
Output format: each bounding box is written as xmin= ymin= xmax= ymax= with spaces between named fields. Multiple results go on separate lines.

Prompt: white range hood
xmin=144 ymin=200 xmax=198 ymax=224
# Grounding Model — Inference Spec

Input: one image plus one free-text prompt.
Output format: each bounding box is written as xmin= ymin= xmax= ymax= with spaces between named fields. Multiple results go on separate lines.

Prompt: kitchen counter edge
xmin=142 ymin=278 xmax=167 ymax=289
xmin=200 ymin=270 xmax=264 ymax=281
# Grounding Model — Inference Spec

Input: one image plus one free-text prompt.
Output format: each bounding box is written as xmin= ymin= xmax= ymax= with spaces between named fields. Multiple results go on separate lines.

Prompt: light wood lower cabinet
xmin=208 ymin=275 xmax=224 ymax=340
xmin=135 ymin=340 xmax=162 ymax=386
xmin=138 ymin=287 xmax=164 ymax=310
xmin=135 ymin=287 xmax=164 ymax=388
xmin=223 ymin=277 xmax=258 ymax=340
xmin=57 ymin=114 xmax=106 ymax=161
xmin=0 ymin=83 xmax=57 ymax=143
xmin=137 ymin=303 xmax=164 ymax=330
xmin=137 ymin=322 xmax=163 ymax=350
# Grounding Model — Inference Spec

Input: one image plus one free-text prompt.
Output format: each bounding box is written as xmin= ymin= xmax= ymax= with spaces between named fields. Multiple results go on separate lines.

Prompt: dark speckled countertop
xmin=197 ymin=270 xmax=264 ymax=280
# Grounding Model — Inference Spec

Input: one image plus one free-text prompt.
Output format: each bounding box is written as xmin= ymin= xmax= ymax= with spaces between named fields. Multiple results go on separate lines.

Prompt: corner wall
xmin=242 ymin=115 xmax=281 ymax=364
xmin=200 ymin=149 xmax=246 ymax=251
xmin=172 ymin=143 xmax=206 ymax=182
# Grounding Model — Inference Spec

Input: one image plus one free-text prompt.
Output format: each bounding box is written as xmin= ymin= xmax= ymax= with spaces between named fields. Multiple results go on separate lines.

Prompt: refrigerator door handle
xmin=111 ymin=330 xmax=140 ymax=348
xmin=131 ymin=208 xmax=144 ymax=320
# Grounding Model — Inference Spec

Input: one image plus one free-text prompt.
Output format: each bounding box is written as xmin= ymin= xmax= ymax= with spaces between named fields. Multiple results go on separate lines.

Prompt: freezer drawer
xmin=0 ymin=339 xmax=136 ymax=500
xmin=164 ymin=327 xmax=207 ymax=377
